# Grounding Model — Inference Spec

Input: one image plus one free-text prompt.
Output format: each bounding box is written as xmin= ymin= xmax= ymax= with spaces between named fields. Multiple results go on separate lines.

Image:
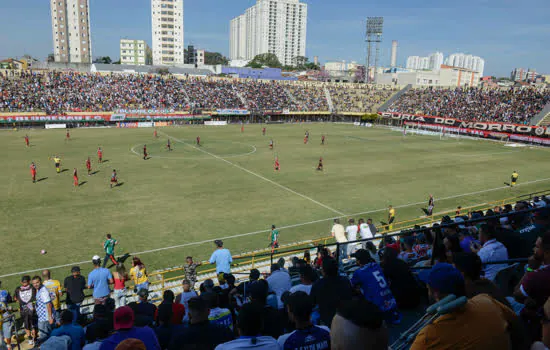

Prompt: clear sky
xmin=0 ymin=0 xmax=548 ymax=76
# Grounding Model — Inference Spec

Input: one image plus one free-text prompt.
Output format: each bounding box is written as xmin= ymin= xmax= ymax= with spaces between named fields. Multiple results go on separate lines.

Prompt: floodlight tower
xmin=366 ymin=17 xmax=384 ymax=83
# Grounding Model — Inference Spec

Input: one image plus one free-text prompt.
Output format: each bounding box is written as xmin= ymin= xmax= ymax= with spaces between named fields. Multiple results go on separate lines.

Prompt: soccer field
xmin=2 ymin=123 xmax=550 ymax=288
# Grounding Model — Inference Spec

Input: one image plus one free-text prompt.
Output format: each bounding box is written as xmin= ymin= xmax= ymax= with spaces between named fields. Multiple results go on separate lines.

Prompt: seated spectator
xmin=289 ymin=265 xmax=315 ymax=295
xmin=83 ymin=319 xmax=111 ymax=350
xmin=159 ymin=290 xmax=184 ymax=325
xmin=443 ymin=234 xmax=462 ymax=262
xmin=154 ymin=304 xmax=180 ymax=350
xmin=50 ymin=310 xmax=85 ymax=350
xmin=85 ymin=304 xmax=113 ymax=344
xmin=398 ymin=236 xmax=418 ymax=263
xmin=350 ymin=249 xmax=400 ymax=324
xmin=176 ymin=279 xmax=197 ymax=323
xmin=278 ymin=292 xmax=330 ymax=349
xmin=331 ymin=299 xmax=388 ymax=350
xmin=200 ymin=279 xmax=215 ymax=294
xmin=413 ymin=233 xmax=431 ymax=259
xmin=231 ymin=269 xmax=260 ymax=306
xmin=530 ymin=297 xmax=550 ymax=350
xmin=248 ymin=280 xmax=285 ymax=339
xmin=266 ymin=263 xmax=291 ymax=310
xmin=380 ymin=248 xmax=421 ymax=309
xmin=215 ymin=303 xmax=279 ymax=350
xmin=128 ymin=289 xmax=157 ymax=327
xmin=470 ymin=224 xmax=509 ymax=281
xmin=203 ymin=291 xmax=234 ymax=332
xmin=310 ymin=257 xmax=353 ymax=326
xmin=100 ymin=306 xmax=160 ymax=350
xmin=169 ymin=296 xmax=234 ymax=350
xmin=413 ymin=263 xmax=521 ymax=349
xmin=365 ymin=241 xmax=380 ymax=263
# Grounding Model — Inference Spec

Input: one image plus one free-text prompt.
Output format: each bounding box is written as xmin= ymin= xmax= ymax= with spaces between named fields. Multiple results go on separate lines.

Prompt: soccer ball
xmin=40 ymin=250 xmax=47 ymax=255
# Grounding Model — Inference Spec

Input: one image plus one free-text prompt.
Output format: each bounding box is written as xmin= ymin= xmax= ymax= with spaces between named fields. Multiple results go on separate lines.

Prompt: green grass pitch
xmin=2 ymin=123 xmax=550 ymax=289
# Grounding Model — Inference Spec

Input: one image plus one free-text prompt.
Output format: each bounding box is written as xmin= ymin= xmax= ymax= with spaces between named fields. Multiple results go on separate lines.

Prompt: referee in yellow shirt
xmin=53 ymin=156 xmax=62 ymax=173
xmin=387 ymin=205 xmax=396 ymax=231
xmin=511 ymin=171 xmax=519 ymax=187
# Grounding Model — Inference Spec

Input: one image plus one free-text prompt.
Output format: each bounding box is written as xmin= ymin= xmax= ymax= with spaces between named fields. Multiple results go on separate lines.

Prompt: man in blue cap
xmin=412 ymin=263 xmax=523 ymax=349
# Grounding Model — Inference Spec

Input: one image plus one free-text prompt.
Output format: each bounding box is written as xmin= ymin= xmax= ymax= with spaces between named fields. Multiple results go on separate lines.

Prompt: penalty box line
xmin=2 ymin=177 xmax=550 ymax=278
xmin=160 ymin=131 xmax=346 ymax=216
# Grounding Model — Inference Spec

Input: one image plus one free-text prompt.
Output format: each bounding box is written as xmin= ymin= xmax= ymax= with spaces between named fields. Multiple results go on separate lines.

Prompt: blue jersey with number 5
xmin=351 ymin=263 xmax=397 ymax=313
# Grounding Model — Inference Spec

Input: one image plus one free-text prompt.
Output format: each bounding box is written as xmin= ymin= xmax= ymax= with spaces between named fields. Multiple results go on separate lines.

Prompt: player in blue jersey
xmin=350 ymin=249 xmax=401 ymax=325
xmin=277 ymin=292 xmax=330 ymax=350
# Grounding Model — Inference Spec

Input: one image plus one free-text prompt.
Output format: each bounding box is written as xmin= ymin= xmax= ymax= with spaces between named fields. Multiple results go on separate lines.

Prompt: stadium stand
xmin=387 ymin=87 xmax=550 ymax=123
xmin=329 ymin=84 xmax=396 ymax=113
xmin=1 ymin=193 xmax=549 ymax=349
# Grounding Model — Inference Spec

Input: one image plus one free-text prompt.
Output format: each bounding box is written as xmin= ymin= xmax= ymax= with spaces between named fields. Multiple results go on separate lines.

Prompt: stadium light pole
xmin=366 ymin=17 xmax=384 ymax=84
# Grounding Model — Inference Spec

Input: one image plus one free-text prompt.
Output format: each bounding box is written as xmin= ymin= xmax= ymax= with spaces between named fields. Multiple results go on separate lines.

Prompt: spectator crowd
xmin=1 ymin=195 xmax=550 ymax=349
xmin=388 ymin=87 xmax=550 ymax=124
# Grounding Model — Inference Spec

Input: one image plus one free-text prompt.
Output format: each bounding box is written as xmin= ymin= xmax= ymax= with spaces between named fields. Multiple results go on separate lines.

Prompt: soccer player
xmin=269 ymin=139 xmax=274 ymax=150
xmin=25 ymin=134 xmax=30 ymax=147
xmin=321 ymin=135 xmax=325 ymax=145
xmin=304 ymin=131 xmax=309 ymax=144
xmin=262 ymin=127 xmax=266 ymax=136
xmin=143 ymin=144 xmax=148 ymax=160
xmin=97 ymin=147 xmax=103 ymax=163
xmin=167 ymin=138 xmax=172 ymax=151
xmin=86 ymin=157 xmax=92 ymax=175
xmin=73 ymin=168 xmax=78 ymax=187
xmin=241 ymin=124 xmax=244 ymax=133
xmin=511 ymin=170 xmax=519 ymax=187
xmin=66 ymin=128 xmax=70 ymax=140
xmin=427 ymin=194 xmax=435 ymax=216
xmin=387 ymin=205 xmax=396 ymax=231
xmin=30 ymin=162 xmax=37 ymax=183
xmin=110 ymin=169 xmax=118 ymax=188
xmin=154 ymin=129 xmax=158 ymax=138
xmin=316 ymin=157 xmax=323 ymax=171
xmin=196 ymin=136 xmax=201 ymax=146
xmin=102 ymin=234 xmax=118 ymax=267
xmin=274 ymin=156 xmax=280 ymax=171
xmin=53 ymin=155 xmax=62 ymax=174
xmin=269 ymin=225 xmax=279 ymax=250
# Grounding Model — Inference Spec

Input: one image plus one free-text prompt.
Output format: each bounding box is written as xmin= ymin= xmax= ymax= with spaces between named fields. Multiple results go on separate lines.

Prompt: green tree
xmin=93 ymin=56 xmax=112 ymax=64
xmin=47 ymin=54 xmax=55 ymax=63
xmin=113 ymin=59 xmax=121 ymax=64
xmin=204 ymin=52 xmax=229 ymax=65
xmin=304 ymin=62 xmax=320 ymax=70
xmin=246 ymin=53 xmax=282 ymax=68
xmin=293 ymin=56 xmax=308 ymax=69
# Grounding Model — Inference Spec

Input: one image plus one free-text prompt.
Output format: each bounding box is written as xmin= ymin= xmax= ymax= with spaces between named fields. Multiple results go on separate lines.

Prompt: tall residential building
xmin=50 ymin=0 xmax=92 ymax=63
xmin=390 ymin=40 xmax=398 ymax=67
xmin=444 ymin=53 xmax=485 ymax=76
xmin=120 ymin=40 xmax=152 ymax=65
xmin=151 ymin=0 xmax=184 ymax=65
xmin=229 ymin=0 xmax=308 ymax=67
xmin=406 ymin=52 xmax=443 ymax=70
xmin=429 ymin=52 xmax=444 ymax=70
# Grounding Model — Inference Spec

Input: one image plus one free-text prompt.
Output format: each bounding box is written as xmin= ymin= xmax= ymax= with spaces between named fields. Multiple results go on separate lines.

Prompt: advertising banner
xmin=45 ymin=124 xmax=67 ymax=129
xmin=204 ymin=121 xmax=228 ymax=126
xmin=379 ymin=112 xmax=549 ymax=137
xmin=216 ymin=109 xmax=249 ymax=115
xmin=0 ymin=114 xmax=210 ymax=123
xmin=116 ymin=122 xmax=138 ymax=128
xmin=137 ymin=122 xmax=154 ymax=128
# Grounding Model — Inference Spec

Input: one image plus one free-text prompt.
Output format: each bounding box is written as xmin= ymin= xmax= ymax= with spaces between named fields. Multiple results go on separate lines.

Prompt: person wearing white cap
xmin=87 ymin=255 xmax=113 ymax=305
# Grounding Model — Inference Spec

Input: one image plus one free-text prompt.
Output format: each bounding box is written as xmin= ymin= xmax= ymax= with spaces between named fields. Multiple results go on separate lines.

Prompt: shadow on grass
xmin=36 ymin=177 xmax=48 ymax=182
xmin=78 ymin=181 xmax=87 ymax=187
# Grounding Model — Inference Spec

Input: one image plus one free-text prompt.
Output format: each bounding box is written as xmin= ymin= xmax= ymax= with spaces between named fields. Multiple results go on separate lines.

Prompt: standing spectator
xmin=202 ymin=291 xmax=233 ymax=332
xmin=154 ymin=304 xmax=178 ymax=350
xmin=130 ymin=257 xmax=149 ymax=292
xmin=50 ymin=310 xmax=85 ymax=350
xmin=160 ymin=290 xmax=185 ymax=325
xmin=99 ymin=306 xmax=160 ymax=350
xmin=350 ymin=250 xmax=400 ymax=325
xmin=470 ymin=224 xmax=509 ymax=281
xmin=413 ymin=263 xmax=520 ymax=349
xmin=112 ymin=264 xmax=128 ymax=309
xmin=184 ymin=256 xmax=201 ymax=289
xmin=42 ymin=270 xmax=62 ymax=325
xmin=88 ymin=256 xmax=114 ymax=305
xmin=310 ymin=258 xmax=353 ymax=326
xmin=14 ymin=275 xmax=37 ymax=345
xmin=209 ymin=240 xmax=233 ymax=281
xmin=102 ymin=234 xmax=118 ymax=268
xmin=531 ymin=297 xmax=550 ymax=350
xmin=232 ymin=269 xmax=260 ymax=304
xmin=289 ymin=265 xmax=315 ymax=295
xmin=266 ymin=264 xmax=291 ymax=310
xmin=345 ymin=219 xmax=359 ymax=257
xmin=128 ymin=289 xmax=157 ymax=327
xmin=331 ymin=299 xmax=388 ymax=350
xmin=278 ymin=292 xmax=330 ymax=350
xmin=358 ymin=218 xmax=374 ymax=249
xmin=215 ymin=303 xmax=279 ymax=350
xmin=31 ymin=276 xmax=54 ymax=343
xmin=0 ymin=281 xmax=13 ymax=350
xmin=64 ymin=266 xmax=86 ymax=324
xmin=169 ymin=296 xmax=234 ymax=350
xmin=176 ymin=280 xmax=197 ymax=323
xmin=330 ymin=219 xmax=347 ymax=261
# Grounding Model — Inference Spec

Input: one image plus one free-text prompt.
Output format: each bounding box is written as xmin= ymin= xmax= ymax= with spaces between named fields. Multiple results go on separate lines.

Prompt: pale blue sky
xmin=0 ymin=0 xmax=549 ymax=76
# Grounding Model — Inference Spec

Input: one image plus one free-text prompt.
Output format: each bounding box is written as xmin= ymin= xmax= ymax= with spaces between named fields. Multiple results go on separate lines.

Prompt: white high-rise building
xmin=406 ymin=52 xmax=442 ymax=70
xmin=151 ymin=0 xmax=184 ymax=65
xmin=229 ymin=0 xmax=308 ymax=67
xmin=50 ymin=0 xmax=92 ymax=63
xmin=445 ymin=53 xmax=485 ymax=76
xmin=429 ymin=52 xmax=444 ymax=70
xmin=406 ymin=56 xmax=420 ymax=70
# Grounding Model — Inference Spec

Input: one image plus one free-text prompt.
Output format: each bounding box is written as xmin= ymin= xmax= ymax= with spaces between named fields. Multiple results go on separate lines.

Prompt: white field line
xmin=130 ymin=142 xmax=258 ymax=160
xmin=3 ymin=176 xmax=550 ymax=278
xmin=159 ymin=131 xmax=346 ymax=216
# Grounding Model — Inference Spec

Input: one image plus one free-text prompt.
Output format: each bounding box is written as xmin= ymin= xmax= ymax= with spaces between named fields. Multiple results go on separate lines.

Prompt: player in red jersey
xmin=274 ymin=157 xmax=280 ymax=171
xmin=269 ymin=139 xmax=274 ymax=150
xmin=166 ymin=138 xmax=172 ymax=151
xmin=321 ymin=135 xmax=325 ymax=145
xmin=262 ymin=127 xmax=266 ymax=136
xmin=143 ymin=144 xmax=148 ymax=160
xmin=97 ymin=147 xmax=103 ymax=163
xmin=316 ymin=157 xmax=323 ymax=171
xmin=304 ymin=130 xmax=309 ymax=144
xmin=25 ymin=135 xmax=29 ymax=147
xmin=241 ymin=124 xmax=244 ymax=133
xmin=154 ymin=129 xmax=158 ymax=138
xmin=86 ymin=157 xmax=92 ymax=175
xmin=196 ymin=136 xmax=201 ymax=146
xmin=110 ymin=169 xmax=118 ymax=188
xmin=30 ymin=162 xmax=37 ymax=183
xmin=66 ymin=128 xmax=70 ymax=140
xmin=73 ymin=168 xmax=79 ymax=187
